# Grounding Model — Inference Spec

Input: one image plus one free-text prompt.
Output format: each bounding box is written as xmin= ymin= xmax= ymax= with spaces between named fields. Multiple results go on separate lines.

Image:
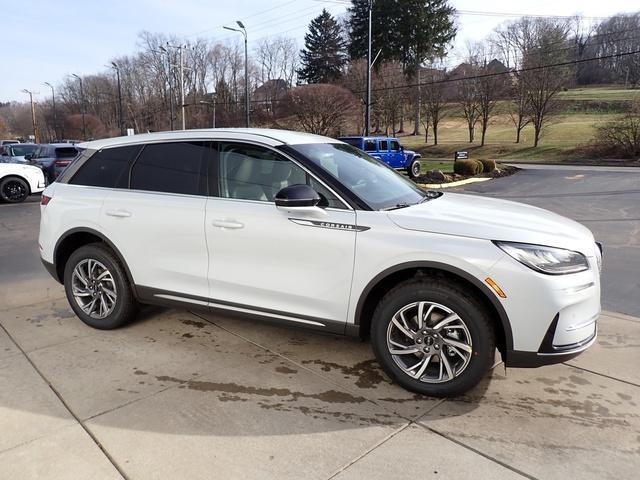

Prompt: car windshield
xmin=9 ymin=144 xmax=38 ymax=156
xmin=291 ymin=143 xmax=428 ymax=210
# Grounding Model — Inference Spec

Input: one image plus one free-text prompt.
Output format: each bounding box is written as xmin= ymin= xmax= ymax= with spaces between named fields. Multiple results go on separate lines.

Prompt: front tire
xmin=371 ymin=277 xmax=495 ymax=397
xmin=0 ymin=176 xmax=29 ymax=203
xmin=408 ymin=159 xmax=421 ymax=179
xmin=64 ymin=243 xmax=138 ymax=329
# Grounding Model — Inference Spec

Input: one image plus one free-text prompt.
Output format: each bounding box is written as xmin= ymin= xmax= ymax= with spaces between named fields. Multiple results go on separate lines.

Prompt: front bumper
xmin=506 ymin=314 xmax=598 ymax=367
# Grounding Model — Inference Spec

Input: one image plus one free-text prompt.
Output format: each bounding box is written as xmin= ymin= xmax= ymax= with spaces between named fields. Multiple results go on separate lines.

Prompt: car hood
xmin=1 ymin=163 xmax=43 ymax=176
xmin=387 ymin=192 xmax=595 ymax=254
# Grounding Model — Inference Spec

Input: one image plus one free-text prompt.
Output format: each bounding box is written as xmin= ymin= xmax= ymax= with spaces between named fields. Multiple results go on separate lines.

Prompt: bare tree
xmin=421 ymin=64 xmax=448 ymax=145
xmin=285 ymin=84 xmax=355 ymax=136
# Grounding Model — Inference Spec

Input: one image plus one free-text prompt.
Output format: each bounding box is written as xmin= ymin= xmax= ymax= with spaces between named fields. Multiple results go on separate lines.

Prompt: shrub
xmin=593 ymin=100 xmax=640 ymax=159
xmin=454 ymin=159 xmax=483 ymax=176
xmin=479 ymin=159 xmax=497 ymax=173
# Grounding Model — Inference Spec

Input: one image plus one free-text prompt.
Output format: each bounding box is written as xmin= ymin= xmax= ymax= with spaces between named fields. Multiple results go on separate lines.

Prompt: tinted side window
xmin=130 ymin=142 xmax=207 ymax=195
xmin=390 ymin=140 xmax=400 ymax=151
xmin=217 ymin=143 xmax=345 ymax=209
xmin=363 ymin=139 xmax=376 ymax=151
xmin=379 ymin=140 xmax=388 ymax=151
xmin=70 ymin=145 xmax=141 ymax=188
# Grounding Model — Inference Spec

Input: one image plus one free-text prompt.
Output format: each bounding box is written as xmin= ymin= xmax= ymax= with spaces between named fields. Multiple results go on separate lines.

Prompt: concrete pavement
xmin=1 ymin=297 xmax=638 ymax=479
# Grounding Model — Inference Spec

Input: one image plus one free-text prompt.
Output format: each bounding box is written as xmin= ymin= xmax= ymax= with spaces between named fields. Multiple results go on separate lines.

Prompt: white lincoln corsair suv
xmin=38 ymin=129 xmax=602 ymax=396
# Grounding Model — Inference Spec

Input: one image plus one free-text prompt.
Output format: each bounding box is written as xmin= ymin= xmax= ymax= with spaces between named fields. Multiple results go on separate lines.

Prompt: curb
xmin=418 ymin=177 xmax=492 ymax=189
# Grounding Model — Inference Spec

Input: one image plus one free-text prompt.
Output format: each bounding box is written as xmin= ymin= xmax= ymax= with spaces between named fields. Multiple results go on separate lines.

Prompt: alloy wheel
xmin=71 ymin=259 xmax=117 ymax=319
xmin=2 ymin=180 xmax=27 ymax=202
xmin=386 ymin=301 xmax=473 ymax=383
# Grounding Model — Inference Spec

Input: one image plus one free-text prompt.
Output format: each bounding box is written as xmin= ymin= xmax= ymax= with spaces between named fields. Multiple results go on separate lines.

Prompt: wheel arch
xmin=53 ymin=227 xmax=136 ymax=295
xmin=353 ymin=261 xmax=513 ymax=357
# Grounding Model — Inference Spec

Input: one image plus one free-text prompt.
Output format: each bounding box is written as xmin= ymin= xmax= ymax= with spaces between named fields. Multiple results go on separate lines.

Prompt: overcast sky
xmin=2 ymin=0 xmax=636 ymax=102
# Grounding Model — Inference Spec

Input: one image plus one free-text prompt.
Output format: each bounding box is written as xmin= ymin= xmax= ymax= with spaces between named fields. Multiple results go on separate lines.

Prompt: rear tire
xmin=370 ymin=277 xmax=495 ymax=397
xmin=64 ymin=243 xmax=138 ymax=329
xmin=408 ymin=159 xmax=421 ymax=179
xmin=0 ymin=176 xmax=29 ymax=203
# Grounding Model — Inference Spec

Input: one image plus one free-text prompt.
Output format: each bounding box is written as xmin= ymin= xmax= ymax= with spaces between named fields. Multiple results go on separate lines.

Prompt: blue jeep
xmin=338 ymin=136 xmax=422 ymax=178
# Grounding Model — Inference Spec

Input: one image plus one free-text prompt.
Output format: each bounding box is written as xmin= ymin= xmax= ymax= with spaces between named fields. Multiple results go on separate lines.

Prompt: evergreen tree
xmin=297 ymin=9 xmax=347 ymax=83
xmin=347 ymin=0 xmax=457 ymax=73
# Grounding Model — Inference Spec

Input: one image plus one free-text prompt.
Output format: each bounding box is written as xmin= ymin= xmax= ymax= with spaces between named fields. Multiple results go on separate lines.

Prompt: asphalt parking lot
xmin=0 ymin=165 xmax=639 ymax=479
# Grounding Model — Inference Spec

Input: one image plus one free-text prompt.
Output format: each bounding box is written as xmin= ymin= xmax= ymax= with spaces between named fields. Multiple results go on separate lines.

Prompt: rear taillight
xmin=41 ymin=194 xmax=52 ymax=206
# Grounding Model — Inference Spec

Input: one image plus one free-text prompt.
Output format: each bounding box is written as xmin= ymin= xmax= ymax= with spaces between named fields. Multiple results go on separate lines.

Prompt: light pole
xmin=365 ymin=0 xmax=373 ymax=136
xmin=224 ymin=21 xmax=249 ymax=128
xmin=71 ymin=74 xmax=86 ymax=140
xmin=43 ymin=82 xmax=57 ymax=141
xmin=21 ymin=89 xmax=39 ymax=143
xmin=110 ymin=62 xmax=124 ymax=135
xmin=159 ymin=45 xmax=174 ymax=130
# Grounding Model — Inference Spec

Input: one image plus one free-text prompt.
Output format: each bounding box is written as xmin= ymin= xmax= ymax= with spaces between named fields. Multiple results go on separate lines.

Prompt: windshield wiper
xmin=418 ymin=191 xmax=443 ymax=204
xmin=382 ymin=203 xmax=411 ymax=211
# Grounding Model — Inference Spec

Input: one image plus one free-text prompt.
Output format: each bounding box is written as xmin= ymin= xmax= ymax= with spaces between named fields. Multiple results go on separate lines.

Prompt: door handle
xmin=106 ymin=209 xmax=132 ymax=218
xmin=212 ymin=219 xmax=244 ymax=229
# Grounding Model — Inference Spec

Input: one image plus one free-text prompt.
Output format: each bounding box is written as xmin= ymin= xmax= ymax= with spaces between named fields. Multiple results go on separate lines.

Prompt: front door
xmin=205 ymin=142 xmax=357 ymax=328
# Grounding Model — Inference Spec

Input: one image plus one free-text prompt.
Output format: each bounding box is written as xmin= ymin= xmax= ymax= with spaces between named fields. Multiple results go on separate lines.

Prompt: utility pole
xmin=43 ymin=82 xmax=57 ymax=141
xmin=21 ymin=89 xmax=39 ymax=143
xmin=364 ymin=0 xmax=373 ymax=136
xmin=72 ymin=74 xmax=86 ymax=140
xmin=413 ymin=67 xmax=421 ymax=136
xmin=179 ymin=45 xmax=185 ymax=130
xmin=224 ymin=21 xmax=249 ymax=127
xmin=110 ymin=62 xmax=124 ymax=135
xmin=199 ymin=98 xmax=216 ymax=128
xmin=159 ymin=45 xmax=174 ymax=130
xmin=167 ymin=44 xmax=187 ymax=130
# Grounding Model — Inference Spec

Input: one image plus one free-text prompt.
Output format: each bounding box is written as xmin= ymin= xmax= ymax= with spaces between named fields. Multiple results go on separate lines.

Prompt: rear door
xmin=377 ymin=139 xmax=390 ymax=165
xmin=100 ymin=141 xmax=211 ymax=299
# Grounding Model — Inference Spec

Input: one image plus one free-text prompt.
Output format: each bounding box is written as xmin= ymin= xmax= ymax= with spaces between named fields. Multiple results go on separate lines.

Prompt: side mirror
xmin=275 ymin=184 xmax=321 ymax=208
xmin=24 ymin=154 xmax=33 ymax=160
xmin=400 ymin=145 xmax=404 ymax=151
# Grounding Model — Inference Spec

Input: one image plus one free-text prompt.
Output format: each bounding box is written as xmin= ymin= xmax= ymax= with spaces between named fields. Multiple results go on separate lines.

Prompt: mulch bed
xmin=414 ymin=165 xmax=520 ymax=184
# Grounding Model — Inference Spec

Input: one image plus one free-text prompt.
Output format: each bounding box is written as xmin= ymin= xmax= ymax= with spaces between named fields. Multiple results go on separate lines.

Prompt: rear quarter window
xmin=70 ymin=145 xmax=141 ymax=188
xmin=55 ymin=147 xmax=79 ymax=158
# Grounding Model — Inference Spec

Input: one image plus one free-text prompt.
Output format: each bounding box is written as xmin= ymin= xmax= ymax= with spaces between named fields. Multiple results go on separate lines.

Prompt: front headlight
xmin=494 ymin=241 xmax=589 ymax=275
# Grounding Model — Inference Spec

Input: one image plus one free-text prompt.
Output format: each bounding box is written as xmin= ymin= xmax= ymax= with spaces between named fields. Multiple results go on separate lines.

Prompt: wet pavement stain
xmin=569 ymin=375 xmax=591 ymax=386
xmin=153 ymin=375 xmax=368 ymax=404
xmin=275 ymin=366 xmax=298 ymax=374
xmin=180 ymin=319 xmax=207 ymax=329
xmin=300 ymin=359 xmax=387 ymax=389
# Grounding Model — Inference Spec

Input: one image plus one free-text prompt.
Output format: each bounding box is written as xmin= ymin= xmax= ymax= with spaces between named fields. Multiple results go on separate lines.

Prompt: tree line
xmin=1 ymin=3 xmax=638 ymax=148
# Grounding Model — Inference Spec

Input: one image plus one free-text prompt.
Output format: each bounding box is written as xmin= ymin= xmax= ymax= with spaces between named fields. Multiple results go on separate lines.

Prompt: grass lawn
xmin=399 ymin=111 xmax=623 ymax=163
xmin=556 ymin=86 xmax=640 ymax=101
xmin=421 ymin=160 xmax=454 ymax=172
xmin=385 ymin=85 xmax=640 ymax=164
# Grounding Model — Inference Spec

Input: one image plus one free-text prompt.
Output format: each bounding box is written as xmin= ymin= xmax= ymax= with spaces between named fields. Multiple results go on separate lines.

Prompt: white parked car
xmin=0 ymin=162 xmax=46 ymax=203
xmin=38 ymin=129 xmax=601 ymax=396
